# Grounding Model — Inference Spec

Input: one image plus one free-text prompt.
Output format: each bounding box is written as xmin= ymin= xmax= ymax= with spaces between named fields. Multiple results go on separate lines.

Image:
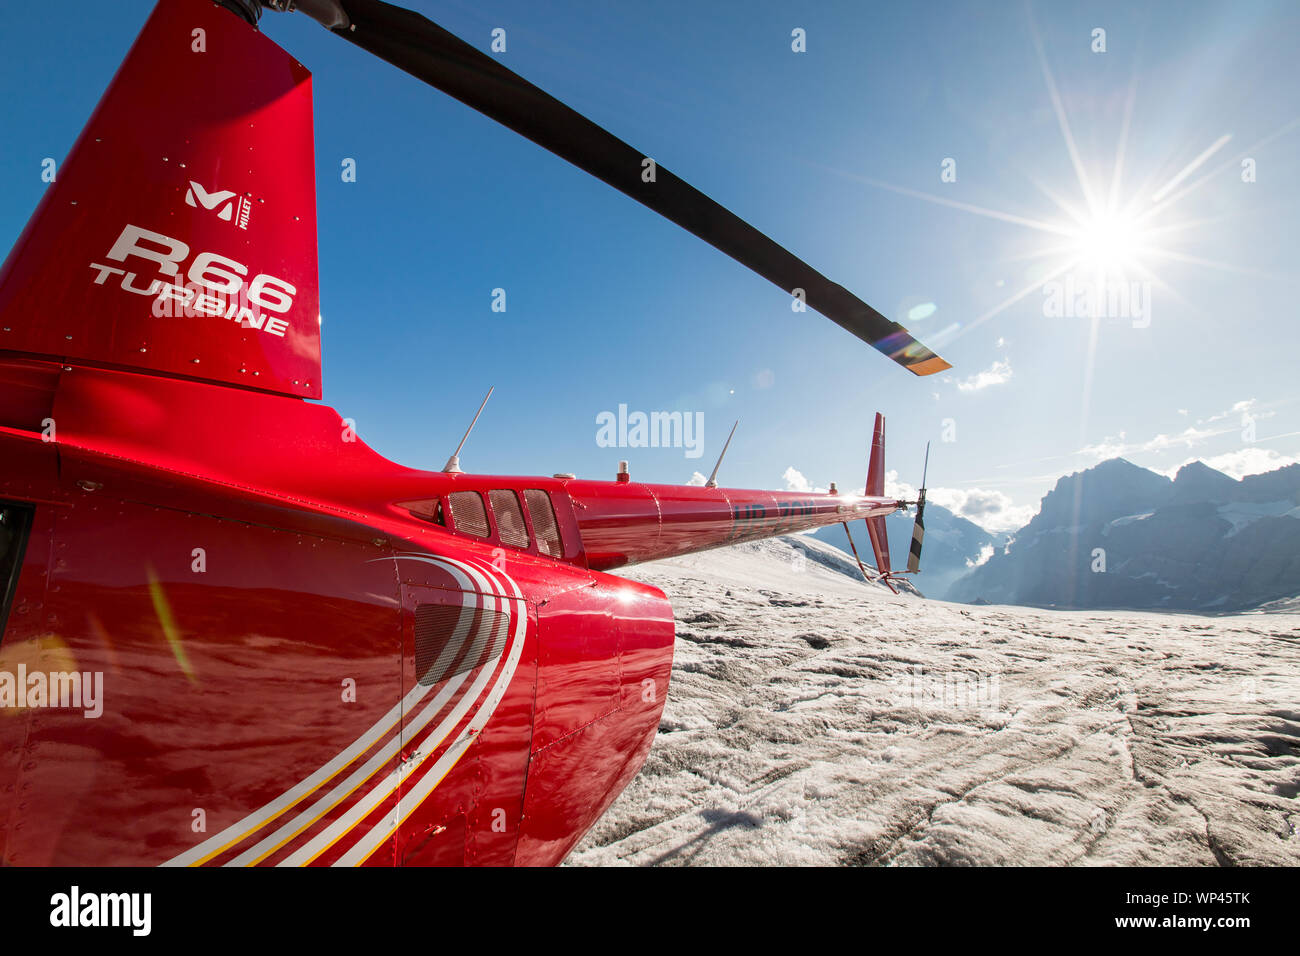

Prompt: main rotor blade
xmin=322 ymin=0 xmax=950 ymax=375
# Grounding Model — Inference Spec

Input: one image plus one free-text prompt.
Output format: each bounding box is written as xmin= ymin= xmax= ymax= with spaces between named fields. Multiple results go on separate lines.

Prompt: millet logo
xmin=185 ymin=180 xmax=251 ymax=230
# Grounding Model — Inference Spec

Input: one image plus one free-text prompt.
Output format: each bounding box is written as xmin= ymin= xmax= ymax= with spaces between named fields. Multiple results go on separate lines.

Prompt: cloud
xmin=783 ymin=466 xmax=811 ymax=492
xmin=782 ymin=467 xmax=828 ymax=494
xmin=686 ymin=471 xmax=707 ymax=486
xmin=966 ymin=544 xmax=995 ymax=568
xmin=927 ymin=487 xmax=1037 ymax=533
xmin=1077 ymin=425 xmax=1223 ymax=461
xmin=1161 ymin=447 xmax=1300 ymax=481
xmin=955 ymin=359 xmax=1012 ymax=393
xmin=1074 ymin=399 xmax=1275 ymax=466
xmin=884 ymin=469 xmax=916 ymax=499
xmin=1199 ymin=398 xmax=1260 ymax=425
xmin=882 ymin=470 xmax=1032 ymax=532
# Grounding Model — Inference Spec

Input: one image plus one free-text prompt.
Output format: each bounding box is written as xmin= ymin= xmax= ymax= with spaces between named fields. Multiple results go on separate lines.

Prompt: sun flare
xmin=1068 ymin=210 xmax=1148 ymax=273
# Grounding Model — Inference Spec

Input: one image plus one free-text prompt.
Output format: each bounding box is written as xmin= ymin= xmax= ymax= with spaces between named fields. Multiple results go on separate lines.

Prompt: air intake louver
xmin=524 ymin=489 xmax=563 ymax=558
xmin=448 ymin=491 xmax=490 ymax=538
xmin=414 ymin=602 xmax=510 ymax=687
xmin=489 ymin=489 xmax=530 ymax=549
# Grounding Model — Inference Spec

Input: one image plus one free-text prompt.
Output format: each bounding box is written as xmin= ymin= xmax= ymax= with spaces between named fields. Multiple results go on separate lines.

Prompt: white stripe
xmin=280 ymin=555 xmax=517 ymax=866
xmin=225 ymin=589 xmax=481 ymax=865
xmin=333 ymin=556 xmax=529 ymax=866
xmin=162 ymin=554 xmax=478 ymax=867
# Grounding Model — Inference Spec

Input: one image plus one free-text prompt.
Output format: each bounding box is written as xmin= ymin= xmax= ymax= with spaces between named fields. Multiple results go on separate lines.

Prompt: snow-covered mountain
xmin=567 ymin=535 xmax=1300 ymax=866
xmin=948 ymin=459 xmax=1300 ymax=611
xmin=810 ymin=502 xmax=1007 ymax=600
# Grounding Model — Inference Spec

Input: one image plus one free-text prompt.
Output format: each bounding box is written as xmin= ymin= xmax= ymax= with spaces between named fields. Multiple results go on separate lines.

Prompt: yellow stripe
xmin=184 ymin=715 xmax=404 ymax=867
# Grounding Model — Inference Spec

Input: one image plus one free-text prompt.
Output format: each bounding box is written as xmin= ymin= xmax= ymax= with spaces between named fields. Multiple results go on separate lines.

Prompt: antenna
xmin=442 ymin=386 xmax=494 ymax=474
xmin=704 ymin=420 xmax=739 ymax=488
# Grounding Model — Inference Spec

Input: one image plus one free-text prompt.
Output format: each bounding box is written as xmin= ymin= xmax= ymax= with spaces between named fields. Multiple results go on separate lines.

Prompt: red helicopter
xmin=0 ymin=0 xmax=947 ymax=866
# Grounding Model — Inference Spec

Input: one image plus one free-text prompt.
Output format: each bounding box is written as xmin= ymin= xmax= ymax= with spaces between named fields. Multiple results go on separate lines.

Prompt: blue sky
xmin=2 ymin=0 xmax=1297 ymax=532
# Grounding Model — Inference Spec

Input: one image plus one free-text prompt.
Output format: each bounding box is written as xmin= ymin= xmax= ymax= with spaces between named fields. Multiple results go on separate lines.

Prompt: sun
xmin=1068 ymin=210 xmax=1148 ymax=273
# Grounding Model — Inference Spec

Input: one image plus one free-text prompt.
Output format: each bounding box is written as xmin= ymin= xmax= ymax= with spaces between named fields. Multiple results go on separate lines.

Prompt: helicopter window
xmin=448 ymin=491 xmax=489 ymax=538
xmin=0 ymin=503 xmax=34 ymax=640
xmin=489 ymin=490 xmax=530 ymax=550
xmin=523 ymin=489 xmax=563 ymax=559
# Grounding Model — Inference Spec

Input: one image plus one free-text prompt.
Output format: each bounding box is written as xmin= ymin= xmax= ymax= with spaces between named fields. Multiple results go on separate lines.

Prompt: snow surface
xmin=1103 ymin=511 xmax=1154 ymax=533
xmin=1216 ymin=500 xmax=1300 ymax=537
xmin=566 ymin=536 xmax=1300 ymax=866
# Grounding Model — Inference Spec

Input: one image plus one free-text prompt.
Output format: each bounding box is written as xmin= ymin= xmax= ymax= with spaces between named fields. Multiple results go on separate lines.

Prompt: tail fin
xmin=866 ymin=411 xmax=887 ymax=499
xmin=0 ymin=0 xmax=322 ymax=399
xmin=864 ymin=412 xmax=895 ymax=591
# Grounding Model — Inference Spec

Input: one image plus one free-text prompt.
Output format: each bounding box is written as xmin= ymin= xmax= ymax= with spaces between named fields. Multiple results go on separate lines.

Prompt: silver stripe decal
xmin=334 ymin=555 xmax=528 ymax=866
xmin=162 ymin=554 xmax=479 ymax=867
xmin=281 ymin=554 xmax=517 ymax=866
xmin=225 ymin=589 xmax=479 ymax=865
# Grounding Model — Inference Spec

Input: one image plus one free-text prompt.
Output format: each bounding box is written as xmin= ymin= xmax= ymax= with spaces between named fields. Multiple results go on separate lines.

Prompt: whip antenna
xmin=705 ymin=420 xmax=739 ymax=488
xmin=442 ymin=386 xmax=493 ymax=474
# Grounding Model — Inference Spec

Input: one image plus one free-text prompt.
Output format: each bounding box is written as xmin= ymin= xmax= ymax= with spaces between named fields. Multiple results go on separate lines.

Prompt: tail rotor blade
xmin=907 ymin=491 xmax=925 ymax=573
xmin=906 ymin=441 xmax=930 ymax=574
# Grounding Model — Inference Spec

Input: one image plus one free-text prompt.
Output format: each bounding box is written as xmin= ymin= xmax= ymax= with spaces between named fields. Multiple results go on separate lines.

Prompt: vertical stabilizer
xmin=0 ymin=0 xmax=322 ymax=399
xmin=864 ymin=412 xmax=894 ymax=588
